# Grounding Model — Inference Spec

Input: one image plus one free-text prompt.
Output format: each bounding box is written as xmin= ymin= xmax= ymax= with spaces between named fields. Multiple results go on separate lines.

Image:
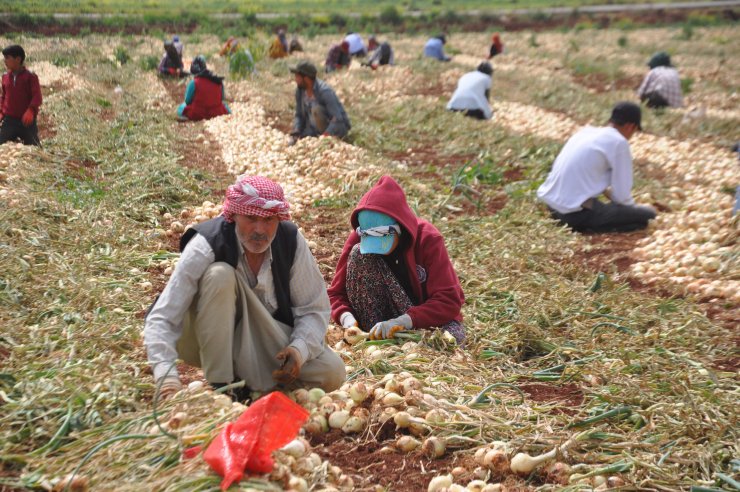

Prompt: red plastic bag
xmin=203 ymin=391 xmax=309 ymax=490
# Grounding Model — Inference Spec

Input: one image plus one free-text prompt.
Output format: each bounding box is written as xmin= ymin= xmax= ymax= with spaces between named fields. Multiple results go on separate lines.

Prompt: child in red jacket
xmin=0 ymin=45 xmax=42 ymax=146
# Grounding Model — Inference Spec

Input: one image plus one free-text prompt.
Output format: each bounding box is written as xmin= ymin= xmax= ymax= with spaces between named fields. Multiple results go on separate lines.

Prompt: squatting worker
xmin=289 ymin=61 xmax=351 ymax=145
xmin=328 ymin=175 xmax=466 ymax=344
xmin=537 ymin=102 xmax=657 ymax=233
xmin=144 ymin=175 xmax=346 ymax=401
xmin=363 ymin=36 xmax=395 ymax=69
xmin=177 ymin=56 xmax=231 ymax=121
xmin=637 ymin=51 xmax=682 ymax=109
xmin=0 ymin=45 xmax=42 ymax=146
xmin=447 ymin=62 xmax=493 ymax=120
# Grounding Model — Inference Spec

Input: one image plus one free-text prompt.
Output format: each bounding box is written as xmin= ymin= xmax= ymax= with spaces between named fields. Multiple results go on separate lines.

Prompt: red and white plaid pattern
xmin=222 ymin=175 xmax=291 ymax=222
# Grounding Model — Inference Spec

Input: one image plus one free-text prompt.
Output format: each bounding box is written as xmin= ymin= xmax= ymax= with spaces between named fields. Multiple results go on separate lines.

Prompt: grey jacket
xmin=292 ymin=79 xmax=351 ymax=138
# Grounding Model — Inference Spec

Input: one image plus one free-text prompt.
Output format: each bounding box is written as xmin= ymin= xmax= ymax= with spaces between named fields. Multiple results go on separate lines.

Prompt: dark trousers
xmin=451 ymin=108 xmax=486 ymax=120
xmin=642 ymin=91 xmax=669 ymax=109
xmin=551 ymin=199 xmax=656 ymax=233
xmin=0 ymin=116 xmax=41 ymax=146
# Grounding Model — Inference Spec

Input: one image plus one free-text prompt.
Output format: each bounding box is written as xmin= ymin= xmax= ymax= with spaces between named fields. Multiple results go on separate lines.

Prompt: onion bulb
xmin=510 ymin=447 xmax=557 ymax=475
xmin=427 ymin=474 xmax=452 ymax=492
xmin=396 ymin=435 xmax=421 ymax=453
xmin=328 ymin=410 xmax=350 ymax=429
xmin=422 ymin=436 xmax=446 ymax=458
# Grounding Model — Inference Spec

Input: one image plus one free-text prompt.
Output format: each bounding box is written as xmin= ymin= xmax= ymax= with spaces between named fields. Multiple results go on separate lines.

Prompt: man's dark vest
xmin=179 ymin=216 xmax=298 ymax=327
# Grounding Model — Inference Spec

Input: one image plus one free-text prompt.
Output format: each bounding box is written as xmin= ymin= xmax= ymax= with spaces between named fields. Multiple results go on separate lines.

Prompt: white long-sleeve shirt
xmin=144 ymin=230 xmax=330 ymax=382
xmin=537 ymin=126 xmax=635 ymax=214
xmin=446 ymin=71 xmax=492 ymax=119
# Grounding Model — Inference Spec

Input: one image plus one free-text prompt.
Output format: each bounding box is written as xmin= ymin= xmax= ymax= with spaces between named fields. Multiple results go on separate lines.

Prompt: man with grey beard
xmin=144 ymin=175 xmax=346 ymax=402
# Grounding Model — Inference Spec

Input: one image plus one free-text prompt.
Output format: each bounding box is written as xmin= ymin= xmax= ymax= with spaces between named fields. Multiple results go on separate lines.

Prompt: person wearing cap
xmin=1 ymin=44 xmax=42 ymax=146
xmin=488 ymin=33 xmax=504 ymax=59
xmin=177 ymin=56 xmax=231 ymax=122
xmin=343 ymin=32 xmax=367 ymax=57
xmin=363 ymin=36 xmax=395 ymax=69
xmin=537 ymin=102 xmax=657 ymax=233
xmin=325 ymin=41 xmax=351 ymax=73
xmin=289 ymin=60 xmax=351 ymax=144
xmin=637 ymin=52 xmax=683 ymax=108
xmin=328 ymin=176 xmax=466 ymax=344
xmin=424 ymin=35 xmax=451 ymax=62
xmin=446 ymin=62 xmax=494 ymax=120
xmin=144 ymin=175 xmax=346 ymax=402
xmin=268 ymin=29 xmax=289 ymax=59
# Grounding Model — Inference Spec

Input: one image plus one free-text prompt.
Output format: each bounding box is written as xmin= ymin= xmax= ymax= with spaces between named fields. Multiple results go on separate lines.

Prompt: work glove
xmin=340 ymin=312 xmax=358 ymax=329
xmin=288 ymin=134 xmax=298 ymax=146
xmin=155 ymin=376 xmax=182 ymax=402
xmin=21 ymin=109 xmax=34 ymax=127
xmin=272 ymin=346 xmax=303 ymax=385
xmin=369 ymin=314 xmax=412 ymax=340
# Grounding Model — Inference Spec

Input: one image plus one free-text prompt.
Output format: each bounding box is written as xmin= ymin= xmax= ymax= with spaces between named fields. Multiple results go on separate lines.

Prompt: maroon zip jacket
xmin=1 ymin=68 xmax=42 ymax=119
xmin=328 ymin=175 xmax=465 ymax=329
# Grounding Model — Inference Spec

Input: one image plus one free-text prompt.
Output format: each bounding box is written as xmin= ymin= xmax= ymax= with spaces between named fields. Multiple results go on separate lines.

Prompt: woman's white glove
xmin=369 ymin=314 xmax=412 ymax=340
xmin=340 ymin=312 xmax=358 ymax=329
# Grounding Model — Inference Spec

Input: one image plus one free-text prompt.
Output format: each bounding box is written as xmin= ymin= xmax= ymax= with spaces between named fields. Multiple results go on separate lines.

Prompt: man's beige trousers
xmin=176 ymin=262 xmax=345 ymax=391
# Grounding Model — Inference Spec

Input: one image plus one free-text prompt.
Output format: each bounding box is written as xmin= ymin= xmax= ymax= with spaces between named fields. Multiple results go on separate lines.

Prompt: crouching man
xmin=144 ymin=175 xmax=346 ymax=401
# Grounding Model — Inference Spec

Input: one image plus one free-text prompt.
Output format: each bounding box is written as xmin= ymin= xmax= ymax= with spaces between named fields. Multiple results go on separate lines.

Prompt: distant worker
xmin=0 ymin=45 xmax=42 ymax=146
xmin=289 ymin=61 xmax=351 ymax=144
xmin=424 ymin=35 xmax=451 ymax=62
xmin=537 ymin=102 xmax=657 ymax=233
xmin=159 ymin=38 xmax=185 ymax=77
xmin=363 ymin=36 xmax=394 ymax=69
xmin=325 ymin=41 xmax=351 ymax=73
xmin=637 ymin=51 xmax=683 ymax=108
xmin=177 ymin=56 xmax=231 ymax=122
xmin=447 ymin=62 xmax=493 ymax=120
xmin=488 ymin=33 xmax=504 ymax=59
xmin=219 ymin=36 xmax=255 ymax=76
xmin=269 ymin=29 xmax=289 ymax=59
xmin=289 ymin=36 xmax=304 ymax=54
xmin=343 ymin=32 xmax=367 ymax=57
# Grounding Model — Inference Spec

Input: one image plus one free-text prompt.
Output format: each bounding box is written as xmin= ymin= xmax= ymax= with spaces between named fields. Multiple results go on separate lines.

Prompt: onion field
xmin=0 ymin=24 xmax=738 ymax=492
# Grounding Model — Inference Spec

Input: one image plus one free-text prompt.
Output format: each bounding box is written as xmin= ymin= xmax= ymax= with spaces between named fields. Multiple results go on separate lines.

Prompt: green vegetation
xmin=0 ymin=0 xmax=717 ymax=15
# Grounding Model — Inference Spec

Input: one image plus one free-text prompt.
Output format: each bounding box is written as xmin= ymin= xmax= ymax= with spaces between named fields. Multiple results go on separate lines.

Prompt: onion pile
xmin=0 ymin=143 xmax=32 ymax=201
xmin=203 ymin=101 xmax=376 ymax=214
xmin=32 ymin=61 xmax=89 ymax=92
xmin=272 ymin=437 xmax=354 ymax=491
xmin=629 ymin=134 xmax=739 ymax=302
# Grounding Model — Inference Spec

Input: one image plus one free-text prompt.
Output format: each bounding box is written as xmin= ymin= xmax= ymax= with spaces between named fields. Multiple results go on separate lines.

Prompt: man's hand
xmin=156 ymin=376 xmax=182 ymax=402
xmin=340 ymin=312 xmax=358 ymax=329
xmin=21 ymin=109 xmax=35 ymax=127
xmin=369 ymin=314 xmax=412 ymax=340
xmin=0 ymin=112 xmax=4 ymax=121
xmin=273 ymin=346 xmax=303 ymax=385
xmin=288 ymin=135 xmax=298 ymax=146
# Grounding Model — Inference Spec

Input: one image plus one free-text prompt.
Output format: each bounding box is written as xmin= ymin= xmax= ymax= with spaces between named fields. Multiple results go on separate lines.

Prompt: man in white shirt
xmin=343 ymin=32 xmax=367 ymax=57
xmin=537 ymin=102 xmax=657 ymax=233
xmin=637 ymin=51 xmax=683 ymax=108
xmin=446 ymin=62 xmax=493 ymax=120
xmin=144 ymin=175 xmax=345 ymax=401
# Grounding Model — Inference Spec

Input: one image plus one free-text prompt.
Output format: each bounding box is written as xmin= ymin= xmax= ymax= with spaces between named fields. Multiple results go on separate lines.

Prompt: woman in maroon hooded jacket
xmin=328 ymin=176 xmax=465 ymax=344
